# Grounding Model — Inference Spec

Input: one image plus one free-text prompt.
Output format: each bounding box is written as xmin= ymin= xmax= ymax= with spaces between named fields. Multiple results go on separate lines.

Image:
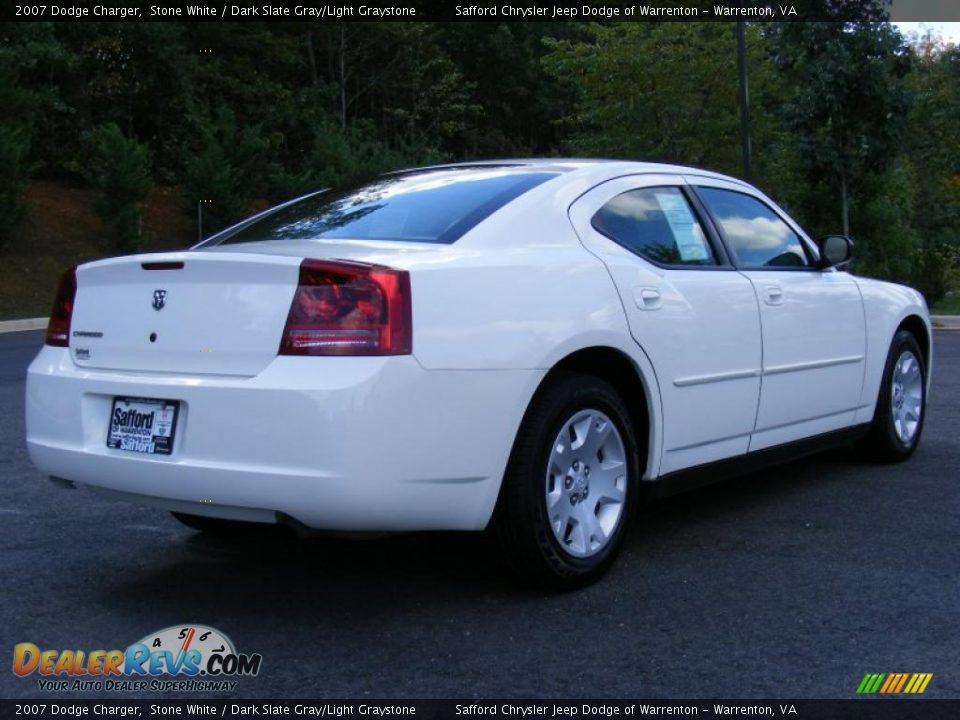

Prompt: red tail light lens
xmin=279 ymin=259 xmax=412 ymax=356
xmin=45 ymin=266 xmax=77 ymax=347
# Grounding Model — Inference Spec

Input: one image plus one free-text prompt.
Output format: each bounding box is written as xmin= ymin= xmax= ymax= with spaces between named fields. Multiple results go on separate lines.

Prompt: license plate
xmin=107 ymin=397 xmax=180 ymax=455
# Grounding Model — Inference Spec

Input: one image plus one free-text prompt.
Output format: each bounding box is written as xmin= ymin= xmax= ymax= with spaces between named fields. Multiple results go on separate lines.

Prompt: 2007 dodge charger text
xmin=25 ymin=160 xmax=931 ymax=588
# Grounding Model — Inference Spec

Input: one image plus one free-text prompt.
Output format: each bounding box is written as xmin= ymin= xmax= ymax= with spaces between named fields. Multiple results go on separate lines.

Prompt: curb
xmin=0 ymin=318 xmax=47 ymax=334
xmin=931 ymin=315 xmax=960 ymax=331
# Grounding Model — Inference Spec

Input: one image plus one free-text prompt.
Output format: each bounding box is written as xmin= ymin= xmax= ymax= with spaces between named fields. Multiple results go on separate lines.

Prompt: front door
xmin=691 ymin=180 xmax=867 ymax=451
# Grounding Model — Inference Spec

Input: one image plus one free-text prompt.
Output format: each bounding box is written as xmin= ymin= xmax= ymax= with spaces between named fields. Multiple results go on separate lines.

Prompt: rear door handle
xmin=633 ymin=287 xmax=662 ymax=311
xmin=764 ymin=285 xmax=784 ymax=306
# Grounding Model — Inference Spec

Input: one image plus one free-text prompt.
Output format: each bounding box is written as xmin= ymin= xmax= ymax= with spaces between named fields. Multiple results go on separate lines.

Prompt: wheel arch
xmin=860 ymin=313 xmax=931 ymax=462
xmin=854 ymin=278 xmax=934 ymax=424
xmin=513 ymin=346 xmax=658 ymax=484
xmin=896 ymin=314 xmax=931 ymax=377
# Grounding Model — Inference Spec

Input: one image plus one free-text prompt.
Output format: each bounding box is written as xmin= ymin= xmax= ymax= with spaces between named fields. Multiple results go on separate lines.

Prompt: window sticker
xmin=653 ymin=191 xmax=709 ymax=262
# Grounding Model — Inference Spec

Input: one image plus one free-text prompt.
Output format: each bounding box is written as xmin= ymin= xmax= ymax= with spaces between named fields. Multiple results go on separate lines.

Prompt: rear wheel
xmin=492 ymin=374 xmax=640 ymax=590
xmin=862 ymin=330 xmax=926 ymax=463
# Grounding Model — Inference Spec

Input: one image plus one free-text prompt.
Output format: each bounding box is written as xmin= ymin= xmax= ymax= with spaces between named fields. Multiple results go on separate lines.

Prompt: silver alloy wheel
xmin=545 ymin=408 xmax=627 ymax=558
xmin=891 ymin=349 xmax=923 ymax=444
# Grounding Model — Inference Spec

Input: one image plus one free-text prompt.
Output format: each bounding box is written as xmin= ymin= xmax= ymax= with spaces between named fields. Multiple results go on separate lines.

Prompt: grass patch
xmin=0 ymin=181 xmax=193 ymax=320
xmin=932 ymin=291 xmax=960 ymax=315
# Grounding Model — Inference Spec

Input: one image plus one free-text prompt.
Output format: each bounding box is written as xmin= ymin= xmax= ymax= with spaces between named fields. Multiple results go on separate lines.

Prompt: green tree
xmin=903 ymin=37 xmax=960 ymax=301
xmin=77 ymin=123 xmax=152 ymax=253
xmin=852 ymin=157 xmax=920 ymax=281
xmin=767 ymin=22 xmax=911 ymax=238
xmin=0 ymin=58 xmax=33 ymax=246
xmin=0 ymin=22 xmax=77 ymax=175
xmin=541 ymin=23 xmax=779 ymax=179
xmin=440 ymin=22 xmax=580 ymax=157
xmin=0 ymin=23 xmax=74 ymax=244
xmin=183 ymin=108 xmax=277 ymax=235
xmin=0 ymin=127 xmax=30 ymax=247
xmin=379 ymin=24 xmax=477 ymax=152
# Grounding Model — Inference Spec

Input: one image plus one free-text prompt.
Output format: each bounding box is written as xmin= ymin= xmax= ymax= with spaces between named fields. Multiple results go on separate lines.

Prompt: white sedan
xmin=26 ymin=160 xmax=931 ymax=588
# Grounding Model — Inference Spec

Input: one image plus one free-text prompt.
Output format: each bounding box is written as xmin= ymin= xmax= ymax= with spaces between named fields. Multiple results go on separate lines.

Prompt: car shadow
xmin=95 ymin=445 xmax=863 ymax=620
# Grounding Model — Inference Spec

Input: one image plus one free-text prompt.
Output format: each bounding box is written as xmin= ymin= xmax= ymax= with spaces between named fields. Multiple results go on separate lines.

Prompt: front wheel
xmin=492 ymin=374 xmax=640 ymax=590
xmin=862 ymin=330 xmax=926 ymax=463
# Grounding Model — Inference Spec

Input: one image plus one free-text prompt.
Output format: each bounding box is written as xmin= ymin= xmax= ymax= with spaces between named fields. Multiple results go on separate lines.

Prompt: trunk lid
xmin=70 ymin=251 xmax=303 ymax=376
xmin=70 ymin=241 xmax=452 ymax=376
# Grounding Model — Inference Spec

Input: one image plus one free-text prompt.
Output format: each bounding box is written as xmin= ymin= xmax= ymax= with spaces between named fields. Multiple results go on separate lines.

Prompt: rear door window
xmin=591 ymin=187 xmax=717 ymax=266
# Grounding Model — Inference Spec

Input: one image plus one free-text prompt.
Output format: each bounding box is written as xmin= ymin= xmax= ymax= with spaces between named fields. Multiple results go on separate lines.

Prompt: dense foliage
xmin=1 ymin=20 xmax=958 ymax=301
xmin=71 ymin=122 xmax=152 ymax=251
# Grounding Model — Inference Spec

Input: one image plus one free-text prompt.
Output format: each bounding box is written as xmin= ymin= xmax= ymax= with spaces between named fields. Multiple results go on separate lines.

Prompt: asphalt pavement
xmin=1 ymin=330 xmax=958 ymax=699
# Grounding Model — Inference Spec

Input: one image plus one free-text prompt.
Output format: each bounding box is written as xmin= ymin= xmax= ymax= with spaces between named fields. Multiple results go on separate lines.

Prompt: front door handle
xmin=634 ymin=287 xmax=662 ymax=311
xmin=764 ymin=285 xmax=784 ymax=306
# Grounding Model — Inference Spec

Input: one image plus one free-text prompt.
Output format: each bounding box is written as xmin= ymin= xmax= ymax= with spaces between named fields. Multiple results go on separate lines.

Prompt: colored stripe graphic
xmin=856 ymin=673 xmax=885 ymax=694
xmin=879 ymin=674 xmax=897 ymax=693
xmin=906 ymin=673 xmax=934 ymax=694
xmin=880 ymin=673 xmax=906 ymax=693
xmin=857 ymin=673 xmax=933 ymax=694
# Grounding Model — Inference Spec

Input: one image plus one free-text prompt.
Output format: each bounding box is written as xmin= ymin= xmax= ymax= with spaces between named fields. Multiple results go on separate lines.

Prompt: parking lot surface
xmin=1 ymin=330 xmax=958 ymax=699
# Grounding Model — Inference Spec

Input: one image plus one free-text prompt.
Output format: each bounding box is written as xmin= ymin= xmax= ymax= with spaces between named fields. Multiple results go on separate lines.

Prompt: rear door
xmin=690 ymin=179 xmax=867 ymax=450
xmin=569 ymin=175 xmax=763 ymax=475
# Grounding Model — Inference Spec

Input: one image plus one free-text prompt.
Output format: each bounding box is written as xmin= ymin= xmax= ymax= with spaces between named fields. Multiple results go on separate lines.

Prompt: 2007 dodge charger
xmin=26 ymin=160 xmax=931 ymax=588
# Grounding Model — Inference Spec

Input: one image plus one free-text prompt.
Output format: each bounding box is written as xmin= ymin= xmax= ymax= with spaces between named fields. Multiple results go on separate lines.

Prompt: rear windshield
xmin=214 ymin=166 xmax=560 ymax=246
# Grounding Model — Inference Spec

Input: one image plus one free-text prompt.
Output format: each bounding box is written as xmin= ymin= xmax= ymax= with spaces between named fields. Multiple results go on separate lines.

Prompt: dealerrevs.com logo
xmin=13 ymin=625 xmax=262 ymax=693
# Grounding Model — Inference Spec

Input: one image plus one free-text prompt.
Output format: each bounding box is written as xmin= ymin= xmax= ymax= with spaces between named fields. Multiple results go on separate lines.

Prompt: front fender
xmin=853 ymin=277 xmax=932 ymax=423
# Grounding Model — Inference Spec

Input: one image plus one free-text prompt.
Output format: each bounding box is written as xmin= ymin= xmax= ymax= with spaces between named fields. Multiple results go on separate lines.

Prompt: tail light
xmin=45 ymin=266 xmax=77 ymax=347
xmin=279 ymin=259 xmax=412 ymax=356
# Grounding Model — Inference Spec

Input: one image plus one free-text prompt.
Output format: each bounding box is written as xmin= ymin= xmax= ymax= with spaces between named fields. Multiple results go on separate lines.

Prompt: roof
xmin=403 ymin=158 xmax=752 ymax=188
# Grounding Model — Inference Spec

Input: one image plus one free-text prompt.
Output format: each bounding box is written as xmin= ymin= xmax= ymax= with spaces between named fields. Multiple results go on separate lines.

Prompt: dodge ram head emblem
xmin=152 ymin=289 xmax=167 ymax=311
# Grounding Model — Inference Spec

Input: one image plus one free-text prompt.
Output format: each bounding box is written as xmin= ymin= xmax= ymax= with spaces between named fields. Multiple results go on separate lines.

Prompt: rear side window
xmin=591 ymin=187 xmax=716 ymax=266
xmin=215 ymin=167 xmax=559 ymax=246
xmin=696 ymin=187 xmax=810 ymax=268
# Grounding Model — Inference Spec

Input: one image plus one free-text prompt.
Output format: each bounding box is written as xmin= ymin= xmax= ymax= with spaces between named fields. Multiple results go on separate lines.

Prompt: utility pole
xmin=197 ymin=199 xmax=212 ymax=243
xmin=737 ymin=21 xmax=752 ymax=183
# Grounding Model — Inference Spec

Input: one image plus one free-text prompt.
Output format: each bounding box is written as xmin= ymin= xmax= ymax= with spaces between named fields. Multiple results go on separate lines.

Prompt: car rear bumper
xmin=26 ymin=347 xmax=540 ymax=531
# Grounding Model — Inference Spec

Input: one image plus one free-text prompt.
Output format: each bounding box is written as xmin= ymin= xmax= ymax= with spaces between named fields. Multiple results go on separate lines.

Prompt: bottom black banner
xmin=0 ymin=700 xmax=957 ymax=720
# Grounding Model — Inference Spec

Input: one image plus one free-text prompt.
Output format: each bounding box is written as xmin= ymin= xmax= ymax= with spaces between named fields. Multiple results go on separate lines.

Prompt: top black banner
xmin=5 ymin=0 xmax=960 ymax=23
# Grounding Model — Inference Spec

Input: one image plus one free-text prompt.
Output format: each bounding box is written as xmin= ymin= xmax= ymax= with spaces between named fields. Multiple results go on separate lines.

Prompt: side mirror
xmin=816 ymin=235 xmax=853 ymax=269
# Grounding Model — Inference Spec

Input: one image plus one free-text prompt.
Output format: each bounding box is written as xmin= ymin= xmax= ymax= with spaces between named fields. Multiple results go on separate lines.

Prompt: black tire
xmin=491 ymin=373 xmax=640 ymax=590
xmin=170 ymin=512 xmax=267 ymax=534
xmin=861 ymin=330 xmax=926 ymax=463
